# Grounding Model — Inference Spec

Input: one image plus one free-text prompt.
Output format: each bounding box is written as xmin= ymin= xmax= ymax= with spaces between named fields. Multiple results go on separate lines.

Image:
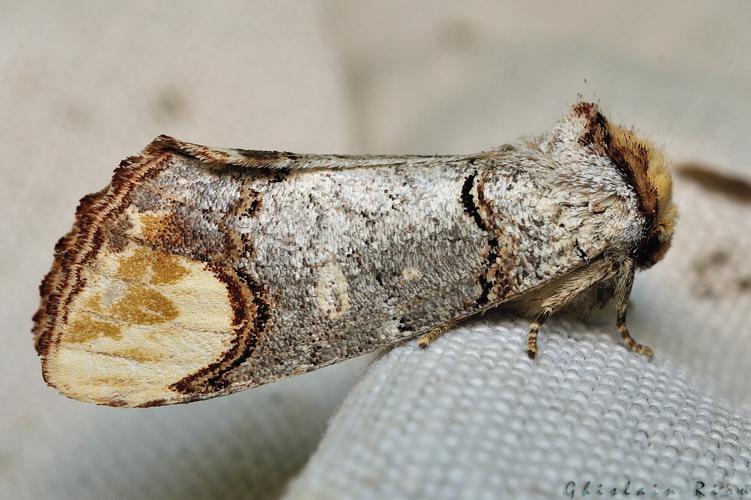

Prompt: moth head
xmin=571 ymin=102 xmax=678 ymax=269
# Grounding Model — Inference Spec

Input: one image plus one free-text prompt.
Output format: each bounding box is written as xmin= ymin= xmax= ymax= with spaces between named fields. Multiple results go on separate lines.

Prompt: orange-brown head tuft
xmin=573 ymin=102 xmax=678 ymax=268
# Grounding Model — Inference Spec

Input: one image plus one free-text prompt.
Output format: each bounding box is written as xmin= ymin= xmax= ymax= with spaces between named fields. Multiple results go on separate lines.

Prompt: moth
xmin=33 ymin=102 xmax=677 ymax=407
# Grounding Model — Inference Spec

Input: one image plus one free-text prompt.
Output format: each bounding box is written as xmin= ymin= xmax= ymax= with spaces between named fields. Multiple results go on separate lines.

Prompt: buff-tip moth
xmin=33 ymin=102 xmax=677 ymax=407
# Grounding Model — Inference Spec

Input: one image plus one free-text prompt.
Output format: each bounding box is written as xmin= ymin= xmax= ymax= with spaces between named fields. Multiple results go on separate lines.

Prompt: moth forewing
xmin=33 ymin=102 xmax=676 ymax=407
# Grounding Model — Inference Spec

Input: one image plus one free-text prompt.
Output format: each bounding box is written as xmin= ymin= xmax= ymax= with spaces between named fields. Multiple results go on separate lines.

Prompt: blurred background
xmin=2 ymin=1 xmax=750 ymax=499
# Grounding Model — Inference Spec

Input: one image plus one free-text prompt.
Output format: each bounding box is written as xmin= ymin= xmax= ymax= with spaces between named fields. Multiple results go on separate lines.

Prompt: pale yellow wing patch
xmin=45 ymin=242 xmax=236 ymax=407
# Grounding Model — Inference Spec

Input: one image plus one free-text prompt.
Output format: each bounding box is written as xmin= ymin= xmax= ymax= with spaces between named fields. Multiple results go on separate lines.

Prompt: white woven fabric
xmin=284 ymin=319 xmax=751 ymax=499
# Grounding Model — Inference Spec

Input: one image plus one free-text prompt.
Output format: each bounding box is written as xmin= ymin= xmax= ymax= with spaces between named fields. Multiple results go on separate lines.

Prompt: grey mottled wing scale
xmin=126 ymin=138 xmax=642 ymax=399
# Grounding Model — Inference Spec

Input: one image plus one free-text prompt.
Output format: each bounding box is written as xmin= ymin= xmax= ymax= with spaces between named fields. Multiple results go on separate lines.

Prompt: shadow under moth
xmin=33 ymin=102 xmax=677 ymax=407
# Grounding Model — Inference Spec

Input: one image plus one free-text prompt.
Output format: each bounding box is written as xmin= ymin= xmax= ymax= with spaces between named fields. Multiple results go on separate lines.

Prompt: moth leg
xmin=527 ymin=311 xmax=551 ymax=359
xmin=525 ymin=258 xmax=615 ymax=359
xmin=417 ymin=319 xmax=460 ymax=348
xmin=615 ymin=259 xmax=654 ymax=357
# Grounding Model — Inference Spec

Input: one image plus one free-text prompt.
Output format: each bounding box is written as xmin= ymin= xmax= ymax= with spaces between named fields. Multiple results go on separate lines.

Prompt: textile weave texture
xmin=284 ymin=320 xmax=751 ymax=499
